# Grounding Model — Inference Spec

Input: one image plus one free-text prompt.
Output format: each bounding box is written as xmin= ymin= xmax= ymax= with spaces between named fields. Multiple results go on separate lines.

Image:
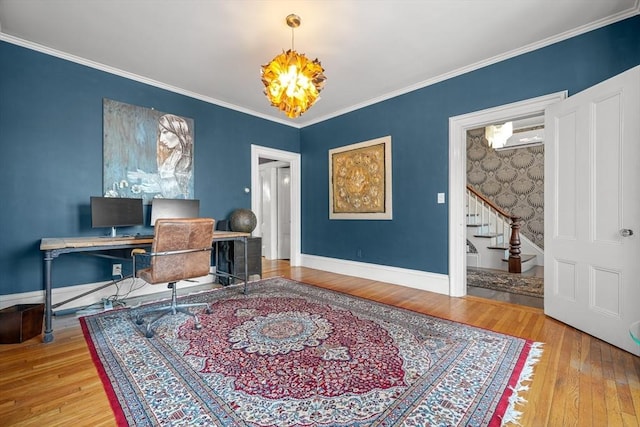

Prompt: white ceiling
xmin=0 ymin=0 xmax=638 ymax=127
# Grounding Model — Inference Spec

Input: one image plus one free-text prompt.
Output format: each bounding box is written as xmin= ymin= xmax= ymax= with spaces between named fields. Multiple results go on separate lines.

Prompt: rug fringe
xmin=501 ymin=342 xmax=544 ymax=426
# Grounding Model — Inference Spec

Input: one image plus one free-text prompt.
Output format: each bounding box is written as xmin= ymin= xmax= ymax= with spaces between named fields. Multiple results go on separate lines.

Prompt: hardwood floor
xmin=1 ymin=260 xmax=638 ymax=426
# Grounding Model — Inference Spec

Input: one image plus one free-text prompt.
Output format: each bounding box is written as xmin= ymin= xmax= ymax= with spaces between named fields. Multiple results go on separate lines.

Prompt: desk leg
xmin=214 ymin=240 xmax=221 ymax=285
xmin=243 ymin=237 xmax=248 ymax=295
xmin=43 ymin=250 xmax=54 ymax=343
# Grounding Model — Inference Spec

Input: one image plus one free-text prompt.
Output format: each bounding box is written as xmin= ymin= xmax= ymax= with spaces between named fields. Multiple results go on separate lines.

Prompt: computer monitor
xmin=150 ymin=198 xmax=200 ymax=226
xmin=90 ymin=196 xmax=144 ymax=237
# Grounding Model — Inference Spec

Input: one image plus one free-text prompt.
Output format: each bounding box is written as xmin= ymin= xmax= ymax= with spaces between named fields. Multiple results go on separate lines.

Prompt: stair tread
xmin=487 ymin=245 xmax=509 ymax=250
xmin=502 ymin=254 xmax=537 ymax=263
xmin=473 ymin=233 xmax=503 ymax=238
xmin=467 ymin=223 xmax=490 ymax=227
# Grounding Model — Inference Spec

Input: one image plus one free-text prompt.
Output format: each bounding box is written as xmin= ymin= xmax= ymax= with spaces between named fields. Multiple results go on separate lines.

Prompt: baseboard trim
xmin=1 ymin=261 xmax=451 ymax=310
xmin=300 ymin=255 xmax=450 ymax=295
xmin=0 ymin=269 xmax=218 ymax=311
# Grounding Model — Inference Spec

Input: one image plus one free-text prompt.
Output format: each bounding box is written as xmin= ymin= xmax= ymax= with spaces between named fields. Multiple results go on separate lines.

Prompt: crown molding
xmin=0 ymin=33 xmax=301 ymax=129
xmin=2 ymin=4 xmax=637 ymax=130
xmin=297 ymin=6 xmax=640 ymax=127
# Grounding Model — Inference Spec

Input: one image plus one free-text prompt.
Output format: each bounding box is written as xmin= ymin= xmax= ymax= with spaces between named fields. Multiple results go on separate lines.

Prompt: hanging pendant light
xmin=485 ymin=122 xmax=513 ymax=149
xmin=261 ymin=14 xmax=327 ymax=119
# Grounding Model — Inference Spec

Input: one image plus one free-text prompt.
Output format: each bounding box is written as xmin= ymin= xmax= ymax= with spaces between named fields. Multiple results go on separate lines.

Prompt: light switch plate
xmin=437 ymin=193 xmax=445 ymax=204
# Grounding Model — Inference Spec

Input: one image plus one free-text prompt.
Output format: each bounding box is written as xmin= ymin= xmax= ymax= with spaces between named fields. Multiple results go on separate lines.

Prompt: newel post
xmin=508 ymin=216 xmax=522 ymax=274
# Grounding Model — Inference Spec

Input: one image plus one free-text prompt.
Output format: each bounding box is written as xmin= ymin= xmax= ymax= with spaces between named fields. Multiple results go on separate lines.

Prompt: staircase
xmin=466 ymin=186 xmax=542 ymax=273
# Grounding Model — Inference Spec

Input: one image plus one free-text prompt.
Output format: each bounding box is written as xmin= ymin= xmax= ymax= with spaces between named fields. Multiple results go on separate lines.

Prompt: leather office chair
xmin=132 ymin=217 xmax=215 ymax=338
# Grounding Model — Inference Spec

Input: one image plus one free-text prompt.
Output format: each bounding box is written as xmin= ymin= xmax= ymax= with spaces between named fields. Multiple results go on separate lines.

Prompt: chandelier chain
xmin=291 ymin=26 xmax=295 ymax=51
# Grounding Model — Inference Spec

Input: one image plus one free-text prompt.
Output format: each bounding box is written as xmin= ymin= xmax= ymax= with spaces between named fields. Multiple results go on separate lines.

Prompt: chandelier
xmin=485 ymin=122 xmax=513 ymax=149
xmin=261 ymin=14 xmax=327 ymax=119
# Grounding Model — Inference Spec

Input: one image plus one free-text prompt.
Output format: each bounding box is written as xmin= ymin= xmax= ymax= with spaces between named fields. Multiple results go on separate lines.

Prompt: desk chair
xmin=132 ymin=217 xmax=215 ymax=338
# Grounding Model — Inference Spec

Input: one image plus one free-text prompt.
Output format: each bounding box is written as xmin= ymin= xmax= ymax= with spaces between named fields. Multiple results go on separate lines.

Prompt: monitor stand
xmin=110 ymin=226 xmax=117 ymax=237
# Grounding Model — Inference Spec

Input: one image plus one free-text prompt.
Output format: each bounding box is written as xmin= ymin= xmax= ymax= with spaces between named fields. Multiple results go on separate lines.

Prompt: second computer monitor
xmin=150 ymin=198 xmax=200 ymax=226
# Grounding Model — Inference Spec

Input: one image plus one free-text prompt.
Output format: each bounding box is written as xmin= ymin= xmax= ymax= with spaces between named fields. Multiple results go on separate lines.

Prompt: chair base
xmin=135 ymin=282 xmax=210 ymax=338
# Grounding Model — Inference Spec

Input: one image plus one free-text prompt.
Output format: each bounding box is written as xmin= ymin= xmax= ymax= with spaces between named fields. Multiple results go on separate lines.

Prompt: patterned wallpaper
xmin=466 ymin=128 xmax=544 ymax=249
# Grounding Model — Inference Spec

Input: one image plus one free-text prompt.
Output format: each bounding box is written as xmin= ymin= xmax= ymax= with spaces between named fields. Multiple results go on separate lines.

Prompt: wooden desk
xmin=40 ymin=231 xmax=250 ymax=343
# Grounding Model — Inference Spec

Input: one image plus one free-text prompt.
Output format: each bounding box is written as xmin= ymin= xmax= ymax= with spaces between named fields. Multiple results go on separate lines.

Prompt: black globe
xmin=229 ymin=209 xmax=257 ymax=233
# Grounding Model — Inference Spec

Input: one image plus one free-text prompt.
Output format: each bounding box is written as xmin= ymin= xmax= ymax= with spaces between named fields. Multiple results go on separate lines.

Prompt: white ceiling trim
xmin=1 ymin=2 xmax=638 ymax=129
xmin=0 ymin=33 xmax=296 ymax=128
xmin=301 ymin=4 xmax=640 ymax=127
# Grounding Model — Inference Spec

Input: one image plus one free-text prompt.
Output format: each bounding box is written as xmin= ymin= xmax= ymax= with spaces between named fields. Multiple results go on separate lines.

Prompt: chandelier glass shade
xmin=261 ymin=15 xmax=326 ymax=119
xmin=485 ymin=122 xmax=513 ymax=149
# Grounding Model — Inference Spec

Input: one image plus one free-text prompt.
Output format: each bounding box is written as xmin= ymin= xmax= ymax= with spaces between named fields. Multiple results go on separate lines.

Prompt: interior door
xmin=545 ymin=65 xmax=640 ymax=355
xmin=259 ymin=168 xmax=274 ymax=259
xmin=277 ymin=167 xmax=291 ymax=259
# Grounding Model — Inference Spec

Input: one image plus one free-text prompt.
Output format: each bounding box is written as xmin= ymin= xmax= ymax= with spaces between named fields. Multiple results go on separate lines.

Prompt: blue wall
xmin=0 ymin=41 xmax=299 ymax=295
xmin=1 ymin=16 xmax=638 ymax=296
xmin=300 ymin=16 xmax=640 ymax=274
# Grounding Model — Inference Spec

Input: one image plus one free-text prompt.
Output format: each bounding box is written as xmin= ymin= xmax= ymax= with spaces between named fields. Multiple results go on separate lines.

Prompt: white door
xmin=277 ymin=167 xmax=291 ymax=259
xmin=545 ymin=65 xmax=640 ymax=355
xmin=260 ymin=168 xmax=274 ymax=259
xmin=258 ymin=162 xmax=291 ymax=260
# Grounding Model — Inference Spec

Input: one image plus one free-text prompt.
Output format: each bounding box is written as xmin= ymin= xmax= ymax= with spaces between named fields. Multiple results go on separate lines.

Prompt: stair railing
xmin=466 ymin=185 xmax=523 ymax=273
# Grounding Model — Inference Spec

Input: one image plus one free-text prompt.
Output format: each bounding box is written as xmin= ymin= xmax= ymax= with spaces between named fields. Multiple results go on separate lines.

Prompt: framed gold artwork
xmin=329 ymin=136 xmax=392 ymax=220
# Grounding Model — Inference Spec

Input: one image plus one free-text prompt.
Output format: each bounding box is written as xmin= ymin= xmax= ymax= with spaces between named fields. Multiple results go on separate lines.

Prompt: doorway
xmin=448 ymin=92 xmax=567 ymax=297
xmin=464 ymin=118 xmax=546 ymax=308
xmin=259 ymin=160 xmax=291 ymax=260
xmin=250 ymin=145 xmax=301 ymax=266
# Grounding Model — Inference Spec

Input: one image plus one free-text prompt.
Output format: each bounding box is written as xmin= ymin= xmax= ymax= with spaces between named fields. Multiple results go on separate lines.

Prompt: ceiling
xmin=0 ymin=0 xmax=638 ymax=127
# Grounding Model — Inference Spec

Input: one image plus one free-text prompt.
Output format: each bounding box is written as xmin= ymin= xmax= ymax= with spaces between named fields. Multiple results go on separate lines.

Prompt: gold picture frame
xmin=329 ymin=136 xmax=392 ymax=220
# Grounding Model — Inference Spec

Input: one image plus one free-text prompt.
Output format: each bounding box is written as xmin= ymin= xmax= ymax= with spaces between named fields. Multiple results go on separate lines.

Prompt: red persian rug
xmin=81 ymin=277 xmax=542 ymax=426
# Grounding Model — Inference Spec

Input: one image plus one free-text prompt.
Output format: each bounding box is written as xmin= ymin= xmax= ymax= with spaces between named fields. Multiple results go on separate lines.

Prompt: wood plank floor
xmin=1 ymin=260 xmax=638 ymax=426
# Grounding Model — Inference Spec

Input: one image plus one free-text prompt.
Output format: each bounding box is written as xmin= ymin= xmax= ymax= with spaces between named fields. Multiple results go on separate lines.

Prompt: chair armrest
xmin=131 ymin=248 xmax=150 ymax=278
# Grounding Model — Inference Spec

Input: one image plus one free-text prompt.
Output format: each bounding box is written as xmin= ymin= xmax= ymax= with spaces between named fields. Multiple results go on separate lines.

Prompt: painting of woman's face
xmin=103 ymin=99 xmax=195 ymax=202
xmin=159 ymin=127 xmax=180 ymax=149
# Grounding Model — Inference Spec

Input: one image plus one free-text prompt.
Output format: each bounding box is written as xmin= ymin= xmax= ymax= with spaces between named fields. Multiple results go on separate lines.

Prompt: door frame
xmin=448 ymin=91 xmax=567 ymax=297
xmin=251 ymin=145 xmax=301 ymax=266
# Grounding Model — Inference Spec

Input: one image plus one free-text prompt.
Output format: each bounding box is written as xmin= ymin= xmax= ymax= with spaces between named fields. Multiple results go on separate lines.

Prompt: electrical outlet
xmin=102 ymin=298 xmax=113 ymax=311
xmin=112 ymin=263 xmax=122 ymax=276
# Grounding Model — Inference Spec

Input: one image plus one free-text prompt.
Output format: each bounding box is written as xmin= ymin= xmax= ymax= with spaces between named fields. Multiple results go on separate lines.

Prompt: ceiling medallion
xmin=261 ymin=14 xmax=327 ymax=119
